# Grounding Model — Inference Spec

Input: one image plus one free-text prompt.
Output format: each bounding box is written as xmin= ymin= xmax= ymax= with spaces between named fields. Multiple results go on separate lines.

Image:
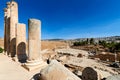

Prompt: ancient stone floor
xmin=0 ymin=54 xmax=41 ymax=80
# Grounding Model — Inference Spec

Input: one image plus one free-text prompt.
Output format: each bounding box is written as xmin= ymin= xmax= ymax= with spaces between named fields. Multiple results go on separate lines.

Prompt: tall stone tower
xmin=9 ymin=1 xmax=18 ymax=57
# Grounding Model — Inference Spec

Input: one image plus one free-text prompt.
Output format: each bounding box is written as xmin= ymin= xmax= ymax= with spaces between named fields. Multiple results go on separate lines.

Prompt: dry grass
xmin=93 ymin=53 xmax=120 ymax=62
xmin=0 ymin=38 xmax=4 ymax=48
xmin=0 ymin=38 xmax=67 ymax=50
xmin=41 ymin=41 xmax=67 ymax=50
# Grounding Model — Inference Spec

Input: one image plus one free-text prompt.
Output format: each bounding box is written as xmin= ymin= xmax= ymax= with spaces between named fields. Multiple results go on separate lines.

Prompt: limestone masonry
xmin=4 ymin=0 xmax=47 ymax=71
xmin=28 ymin=19 xmax=41 ymax=60
xmin=3 ymin=0 xmax=119 ymax=80
xmin=16 ymin=23 xmax=27 ymax=62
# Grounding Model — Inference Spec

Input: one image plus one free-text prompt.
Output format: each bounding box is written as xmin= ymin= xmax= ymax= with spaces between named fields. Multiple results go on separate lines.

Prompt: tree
xmin=90 ymin=38 xmax=94 ymax=44
xmin=86 ymin=38 xmax=89 ymax=44
xmin=99 ymin=40 xmax=107 ymax=47
xmin=73 ymin=40 xmax=88 ymax=46
xmin=107 ymin=42 xmax=116 ymax=52
xmin=114 ymin=43 xmax=120 ymax=52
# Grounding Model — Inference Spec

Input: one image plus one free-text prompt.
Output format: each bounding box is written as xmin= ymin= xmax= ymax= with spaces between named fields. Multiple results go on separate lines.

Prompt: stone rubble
xmin=39 ymin=60 xmax=81 ymax=80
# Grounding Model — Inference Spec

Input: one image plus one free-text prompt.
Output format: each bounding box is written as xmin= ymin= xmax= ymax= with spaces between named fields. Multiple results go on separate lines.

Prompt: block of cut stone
xmin=82 ymin=67 xmax=101 ymax=80
xmin=39 ymin=60 xmax=81 ymax=80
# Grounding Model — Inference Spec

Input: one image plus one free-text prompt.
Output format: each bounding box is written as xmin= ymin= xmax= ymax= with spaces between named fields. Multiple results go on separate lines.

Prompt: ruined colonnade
xmin=4 ymin=0 xmax=46 ymax=71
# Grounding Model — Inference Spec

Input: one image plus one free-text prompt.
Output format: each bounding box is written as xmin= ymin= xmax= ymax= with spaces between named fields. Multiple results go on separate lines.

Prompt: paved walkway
xmin=0 ymin=54 xmax=41 ymax=80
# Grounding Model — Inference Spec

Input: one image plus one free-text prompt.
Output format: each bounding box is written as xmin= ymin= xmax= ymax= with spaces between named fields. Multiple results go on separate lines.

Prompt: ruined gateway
xmin=3 ymin=0 xmax=120 ymax=80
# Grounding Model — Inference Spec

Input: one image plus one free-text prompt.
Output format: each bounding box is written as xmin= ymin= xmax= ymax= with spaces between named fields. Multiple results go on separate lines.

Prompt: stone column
xmin=28 ymin=19 xmax=41 ymax=60
xmin=24 ymin=19 xmax=47 ymax=71
xmin=6 ymin=2 xmax=11 ymax=56
xmin=16 ymin=23 xmax=27 ymax=63
xmin=4 ymin=2 xmax=11 ymax=55
xmin=9 ymin=1 xmax=18 ymax=57
xmin=4 ymin=8 xmax=7 ymax=54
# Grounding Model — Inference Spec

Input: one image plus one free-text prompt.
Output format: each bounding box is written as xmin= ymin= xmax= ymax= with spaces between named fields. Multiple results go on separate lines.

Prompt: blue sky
xmin=0 ymin=0 xmax=120 ymax=39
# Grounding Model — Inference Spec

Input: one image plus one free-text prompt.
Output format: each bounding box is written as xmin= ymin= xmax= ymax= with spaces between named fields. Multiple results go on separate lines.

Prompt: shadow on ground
xmin=30 ymin=73 xmax=40 ymax=80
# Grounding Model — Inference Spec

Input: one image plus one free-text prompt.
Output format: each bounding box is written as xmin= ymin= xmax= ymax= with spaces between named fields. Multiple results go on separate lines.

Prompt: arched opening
xmin=17 ymin=42 xmax=27 ymax=63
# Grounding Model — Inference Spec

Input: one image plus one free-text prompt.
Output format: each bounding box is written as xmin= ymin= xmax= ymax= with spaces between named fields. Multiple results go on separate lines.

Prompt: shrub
xmin=0 ymin=47 xmax=3 ymax=53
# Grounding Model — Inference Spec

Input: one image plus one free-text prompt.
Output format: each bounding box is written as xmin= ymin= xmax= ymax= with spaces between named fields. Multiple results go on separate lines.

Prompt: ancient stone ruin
xmin=4 ymin=0 xmax=47 ymax=71
xmin=4 ymin=1 xmax=19 ymax=58
xmin=23 ymin=19 xmax=47 ymax=71
xmin=16 ymin=23 xmax=26 ymax=62
xmin=39 ymin=60 xmax=81 ymax=80
xmin=82 ymin=67 xmax=101 ymax=80
xmin=3 ymin=0 xmax=120 ymax=80
xmin=28 ymin=19 xmax=41 ymax=61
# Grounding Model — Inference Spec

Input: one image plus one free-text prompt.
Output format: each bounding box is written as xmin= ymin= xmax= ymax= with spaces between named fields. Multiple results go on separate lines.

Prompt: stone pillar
xmin=16 ymin=23 xmax=27 ymax=63
xmin=9 ymin=1 xmax=18 ymax=57
xmin=4 ymin=2 xmax=11 ymax=56
xmin=23 ymin=19 xmax=47 ymax=71
xmin=6 ymin=2 xmax=11 ymax=56
xmin=28 ymin=19 xmax=41 ymax=60
xmin=4 ymin=8 xmax=7 ymax=54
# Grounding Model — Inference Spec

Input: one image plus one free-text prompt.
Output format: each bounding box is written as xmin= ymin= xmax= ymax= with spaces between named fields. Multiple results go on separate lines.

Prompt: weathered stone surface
xmin=4 ymin=2 xmax=11 ymax=56
xmin=23 ymin=60 xmax=47 ymax=71
xmin=10 ymin=1 xmax=18 ymax=22
xmin=6 ymin=2 xmax=11 ymax=18
xmin=39 ymin=60 xmax=81 ymax=80
xmin=23 ymin=18 xmax=47 ymax=71
xmin=4 ymin=8 xmax=7 ymax=53
xmin=6 ymin=3 xmax=11 ymax=56
xmin=55 ymin=48 xmax=88 ymax=57
xmin=28 ymin=19 xmax=41 ymax=60
xmin=106 ymin=75 xmax=120 ymax=80
xmin=16 ymin=23 xmax=27 ymax=63
xmin=9 ymin=1 xmax=18 ymax=57
xmin=82 ymin=67 xmax=101 ymax=80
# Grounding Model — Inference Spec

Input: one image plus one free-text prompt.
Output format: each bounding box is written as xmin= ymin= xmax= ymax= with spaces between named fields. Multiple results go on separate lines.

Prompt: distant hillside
xmin=42 ymin=39 xmax=64 ymax=41
xmin=42 ymin=36 xmax=120 ymax=42
xmin=1 ymin=36 xmax=120 ymax=49
xmin=71 ymin=36 xmax=120 ymax=43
